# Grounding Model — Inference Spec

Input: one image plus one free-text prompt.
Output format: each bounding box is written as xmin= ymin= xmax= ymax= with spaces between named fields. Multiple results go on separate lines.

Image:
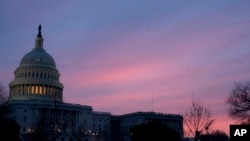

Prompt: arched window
xmin=31 ymin=85 xmax=35 ymax=94
xmin=43 ymin=86 xmax=46 ymax=95
xmin=35 ymin=86 xmax=39 ymax=94
xmin=39 ymin=85 xmax=43 ymax=94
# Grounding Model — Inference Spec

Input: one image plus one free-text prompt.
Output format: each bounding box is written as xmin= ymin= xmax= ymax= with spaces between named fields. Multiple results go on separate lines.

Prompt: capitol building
xmin=7 ymin=25 xmax=183 ymax=141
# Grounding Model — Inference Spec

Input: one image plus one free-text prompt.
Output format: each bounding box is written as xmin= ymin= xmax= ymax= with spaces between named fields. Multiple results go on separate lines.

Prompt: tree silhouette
xmin=200 ymin=130 xmax=229 ymax=141
xmin=184 ymin=98 xmax=214 ymax=139
xmin=0 ymin=83 xmax=10 ymax=138
xmin=226 ymin=81 xmax=250 ymax=124
xmin=0 ymin=84 xmax=23 ymax=141
xmin=130 ymin=121 xmax=180 ymax=141
xmin=0 ymin=83 xmax=8 ymax=104
xmin=0 ymin=120 xmax=23 ymax=141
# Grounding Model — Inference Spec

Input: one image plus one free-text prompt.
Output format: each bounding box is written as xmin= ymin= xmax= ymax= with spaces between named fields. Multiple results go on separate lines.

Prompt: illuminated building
xmin=7 ymin=25 xmax=183 ymax=141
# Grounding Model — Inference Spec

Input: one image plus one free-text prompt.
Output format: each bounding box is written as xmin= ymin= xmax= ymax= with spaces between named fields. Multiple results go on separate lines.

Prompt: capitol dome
xmin=9 ymin=25 xmax=64 ymax=102
xmin=20 ymin=47 xmax=56 ymax=68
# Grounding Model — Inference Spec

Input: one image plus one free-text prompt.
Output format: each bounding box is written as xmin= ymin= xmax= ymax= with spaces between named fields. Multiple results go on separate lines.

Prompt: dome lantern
xmin=35 ymin=24 xmax=44 ymax=49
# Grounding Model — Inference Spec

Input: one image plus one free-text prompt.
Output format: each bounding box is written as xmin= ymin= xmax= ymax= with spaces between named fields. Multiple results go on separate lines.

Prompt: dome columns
xmin=9 ymin=84 xmax=63 ymax=101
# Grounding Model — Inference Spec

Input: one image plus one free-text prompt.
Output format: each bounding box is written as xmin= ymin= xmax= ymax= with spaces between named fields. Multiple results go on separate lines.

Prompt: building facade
xmin=111 ymin=112 xmax=183 ymax=141
xmin=7 ymin=25 xmax=183 ymax=141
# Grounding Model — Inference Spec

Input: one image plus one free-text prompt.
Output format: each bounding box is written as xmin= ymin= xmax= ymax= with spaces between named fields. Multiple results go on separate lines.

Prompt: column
xmin=27 ymin=85 xmax=29 ymax=94
xmin=20 ymin=85 xmax=23 ymax=95
xmin=14 ymin=86 xmax=16 ymax=95
xmin=43 ymin=85 xmax=45 ymax=95
xmin=24 ymin=85 xmax=28 ymax=95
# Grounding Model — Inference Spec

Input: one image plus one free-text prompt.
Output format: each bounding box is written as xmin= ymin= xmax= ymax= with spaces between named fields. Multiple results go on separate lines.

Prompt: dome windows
xmin=14 ymin=71 xmax=55 ymax=79
xmin=10 ymin=84 xmax=62 ymax=98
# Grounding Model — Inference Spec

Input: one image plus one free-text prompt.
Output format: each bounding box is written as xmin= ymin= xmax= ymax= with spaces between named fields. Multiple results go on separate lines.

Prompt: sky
xmin=1 ymin=0 xmax=250 ymax=135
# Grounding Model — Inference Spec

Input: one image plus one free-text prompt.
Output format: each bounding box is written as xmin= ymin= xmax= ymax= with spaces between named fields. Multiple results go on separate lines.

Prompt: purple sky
xmin=1 ymin=0 xmax=250 ymax=134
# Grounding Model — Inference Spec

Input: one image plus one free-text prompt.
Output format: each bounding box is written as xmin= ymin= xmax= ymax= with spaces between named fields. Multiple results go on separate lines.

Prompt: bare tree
xmin=226 ymin=81 xmax=250 ymax=124
xmin=0 ymin=83 xmax=8 ymax=104
xmin=200 ymin=130 xmax=229 ymax=141
xmin=0 ymin=83 xmax=9 ymax=118
xmin=0 ymin=84 xmax=14 ymax=140
xmin=184 ymin=98 xmax=215 ymax=139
